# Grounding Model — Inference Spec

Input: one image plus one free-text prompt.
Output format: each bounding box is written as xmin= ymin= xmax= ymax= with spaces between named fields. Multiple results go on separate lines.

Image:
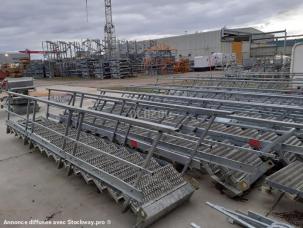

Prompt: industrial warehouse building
xmin=141 ymin=27 xmax=302 ymax=65
xmin=152 ymin=27 xmax=260 ymax=61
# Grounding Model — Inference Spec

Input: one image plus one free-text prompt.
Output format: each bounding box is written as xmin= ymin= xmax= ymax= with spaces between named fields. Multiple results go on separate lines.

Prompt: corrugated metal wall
xmin=221 ymin=42 xmax=232 ymax=54
xmin=136 ymin=30 xmax=279 ymax=60
xmin=150 ymin=30 xmax=227 ymax=59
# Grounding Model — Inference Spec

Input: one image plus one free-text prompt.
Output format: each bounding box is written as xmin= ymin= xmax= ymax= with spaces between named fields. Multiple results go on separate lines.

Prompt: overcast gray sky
xmin=1 ymin=0 xmax=303 ymax=51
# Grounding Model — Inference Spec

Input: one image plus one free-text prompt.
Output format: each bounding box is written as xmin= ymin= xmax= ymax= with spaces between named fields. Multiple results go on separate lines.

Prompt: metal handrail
xmin=47 ymin=88 xmax=234 ymax=116
xmin=97 ymin=89 xmax=303 ymax=128
xmin=136 ymin=85 xmax=303 ymax=101
xmin=7 ymin=91 xmax=179 ymax=134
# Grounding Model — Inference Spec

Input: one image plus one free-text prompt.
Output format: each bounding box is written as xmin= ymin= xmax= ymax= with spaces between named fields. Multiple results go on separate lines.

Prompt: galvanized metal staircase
xmin=5 ymin=92 xmax=194 ymax=228
xmin=48 ymin=88 xmax=303 ymax=197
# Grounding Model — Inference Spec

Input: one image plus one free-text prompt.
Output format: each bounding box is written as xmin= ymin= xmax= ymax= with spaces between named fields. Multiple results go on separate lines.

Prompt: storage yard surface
xmin=0 ymin=72 xmax=302 ymax=228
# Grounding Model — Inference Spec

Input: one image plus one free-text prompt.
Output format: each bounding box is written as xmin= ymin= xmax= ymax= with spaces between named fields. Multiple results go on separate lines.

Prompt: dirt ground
xmin=0 ymin=72 xmax=302 ymax=228
xmin=33 ymin=72 xmax=223 ymax=93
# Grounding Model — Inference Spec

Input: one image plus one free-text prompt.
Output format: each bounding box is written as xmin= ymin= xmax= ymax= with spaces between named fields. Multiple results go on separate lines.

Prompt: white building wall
xmin=137 ymin=28 xmax=266 ymax=60
xmin=154 ymin=30 xmax=223 ymax=59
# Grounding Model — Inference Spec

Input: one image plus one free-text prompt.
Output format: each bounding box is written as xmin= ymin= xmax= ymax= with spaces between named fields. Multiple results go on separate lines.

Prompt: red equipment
xmin=19 ymin=49 xmax=48 ymax=60
xmin=0 ymin=71 xmax=8 ymax=80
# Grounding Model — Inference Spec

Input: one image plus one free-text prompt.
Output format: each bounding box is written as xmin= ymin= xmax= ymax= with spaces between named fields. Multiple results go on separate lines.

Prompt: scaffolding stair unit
xmin=266 ymin=160 xmax=303 ymax=199
xmin=136 ymin=86 xmax=303 ymax=107
xmin=100 ymin=89 xmax=303 ymax=124
xmin=163 ymin=76 xmax=303 ymax=90
xmin=5 ymin=91 xmax=194 ymax=228
xmin=47 ymin=89 xmax=303 ymax=197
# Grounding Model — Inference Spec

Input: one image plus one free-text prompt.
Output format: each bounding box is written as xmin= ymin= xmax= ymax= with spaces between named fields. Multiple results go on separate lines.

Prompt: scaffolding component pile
xmin=47 ymin=86 xmax=303 ymax=197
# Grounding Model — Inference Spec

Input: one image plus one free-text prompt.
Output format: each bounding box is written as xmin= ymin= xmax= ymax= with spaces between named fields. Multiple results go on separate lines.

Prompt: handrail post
xmin=93 ymin=91 xmax=103 ymax=109
xmin=29 ymin=100 xmax=37 ymax=149
xmin=58 ymin=109 xmax=73 ymax=169
xmin=25 ymin=99 xmax=30 ymax=132
xmin=72 ymin=92 xmax=77 ymax=106
xmin=100 ymin=101 xmax=117 ymax=126
xmin=72 ymin=112 xmax=85 ymax=155
xmin=79 ymin=93 xmax=84 ymax=108
xmin=64 ymin=92 xmax=74 ymax=115
xmin=7 ymin=94 xmax=11 ymax=121
xmin=175 ymin=114 xmax=189 ymax=128
xmin=31 ymin=100 xmax=37 ymax=134
xmin=93 ymin=100 xmax=107 ymax=124
xmin=123 ymin=101 xmax=139 ymax=145
xmin=157 ymin=110 xmax=169 ymax=124
xmin=111 ymin=100 xmax=126 ymax=142
xmin=46 ymin=89 xmax=51 ymax=119
xmin=67 ymin=112 xmax=85 ymax=176
xmin=62 ymin=110 xmax=73 ymax=150
xmin=181 ymin=115 xmax=216 ymax=175
xmin=75 ymin=93 xmax=85 ymax=128
xmin=6 ymin=94 xmax=12 ymax=134
xmin=123 ymin=131 xmax=163 ymax=212
xmin=24 ymin=99 xmax=31 ymax=145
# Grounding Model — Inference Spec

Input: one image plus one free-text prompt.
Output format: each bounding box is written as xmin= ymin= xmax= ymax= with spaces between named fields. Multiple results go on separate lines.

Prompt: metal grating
xmin=266 ymin=161 xmax=303 ymax=198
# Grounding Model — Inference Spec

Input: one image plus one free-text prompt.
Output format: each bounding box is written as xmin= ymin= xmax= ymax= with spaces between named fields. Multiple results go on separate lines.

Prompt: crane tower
xmin=104 ymin=0 xmax=116 ymax=57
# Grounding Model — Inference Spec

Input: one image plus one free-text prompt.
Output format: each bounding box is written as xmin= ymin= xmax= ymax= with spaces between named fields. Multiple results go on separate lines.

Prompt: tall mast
xmin=104 ymin=0 xmax=116 ymax=58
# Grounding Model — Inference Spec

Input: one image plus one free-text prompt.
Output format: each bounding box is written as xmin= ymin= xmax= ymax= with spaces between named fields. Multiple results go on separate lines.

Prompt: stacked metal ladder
xmin=96 ymin=89 xmax=303 ymax=196
xmin=150 ymin=78 xmax=303 ymax=200
xmin=135 ymin=86 xmax=303 ymax=106
xmin=48 ymin=89 xmax=303 ymax=197
xmin=99 ymin=89 xmax=303 ymax=124
xmin=5 ymin=91 xmax=194 ymax=228
xmin=142 ymin=85 xmax=303 ymax=200
xmin=163 ymin=76 xmax=303 ymax=90
xmin=150 ymin=84 xmax=303 ymax=95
